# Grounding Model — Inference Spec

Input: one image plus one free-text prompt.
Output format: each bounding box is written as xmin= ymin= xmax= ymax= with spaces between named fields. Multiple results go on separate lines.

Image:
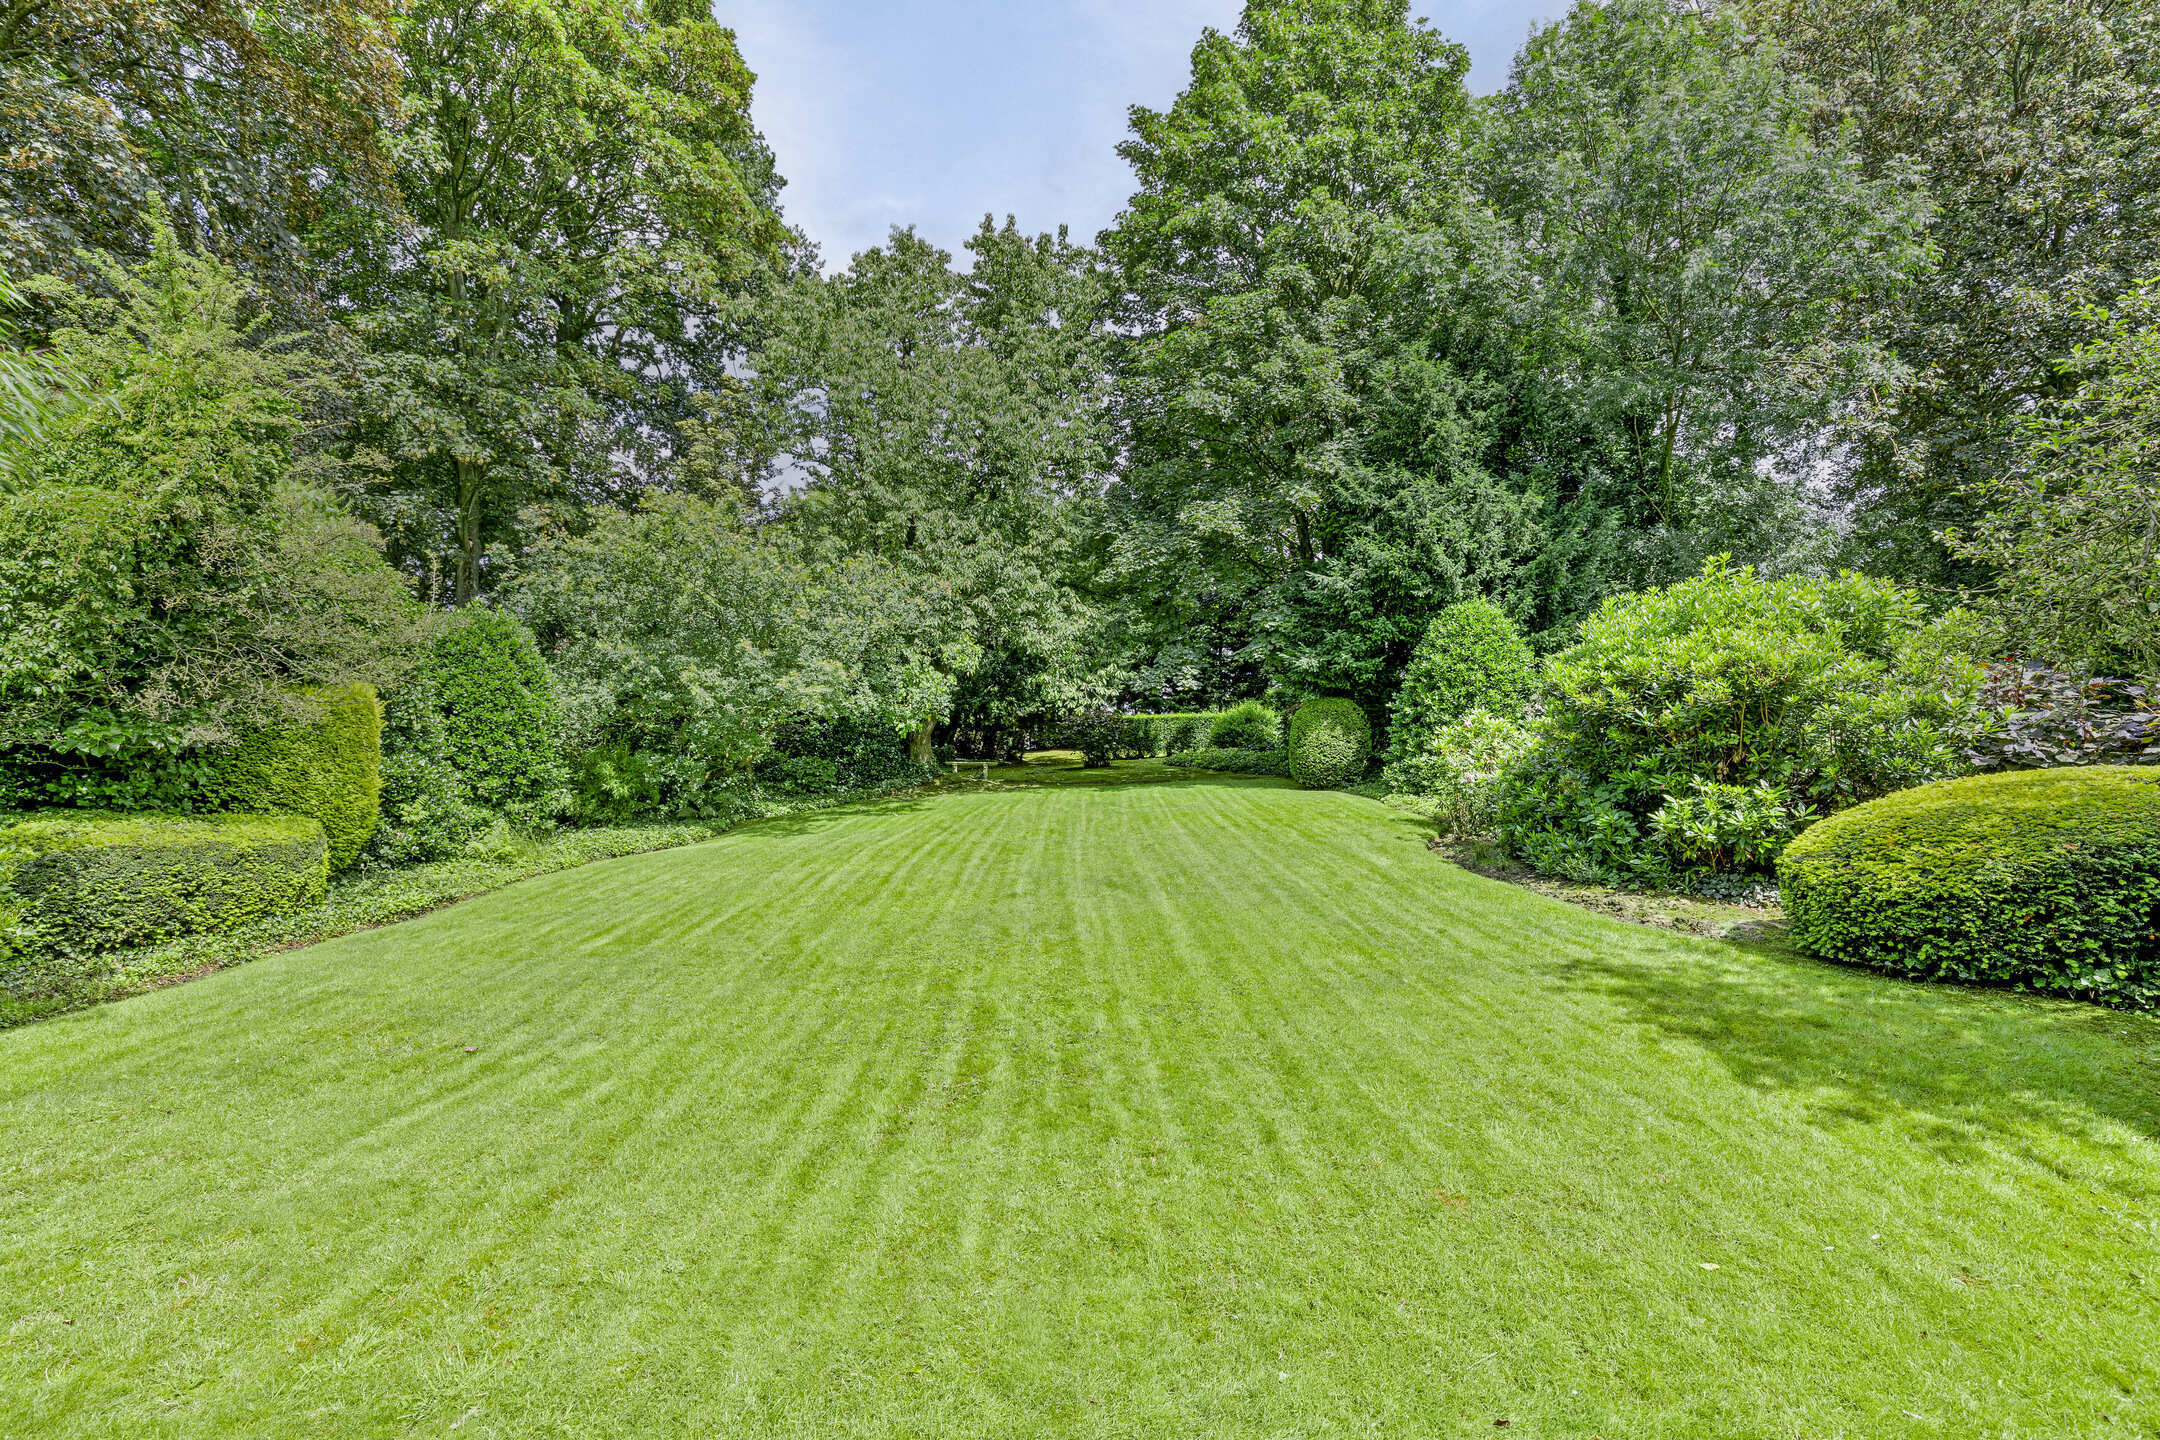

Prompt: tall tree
xmin=0 ymin=0 xmax=401 ymax=282
xmin=1100 ymin=0 xmax=1535 ymax=713
xmin=1743 ymin=0 xmax=2160 ymax=584
xmin=1480 ymin=0 xmax=1927 ymax=598
xmin=1952 ymin=283 xmax=2160 ymax=678
xmin=317 ymin=0 xmax=787 ymax=603
xmin=735 ymin=222 xmax=1114 ymax=757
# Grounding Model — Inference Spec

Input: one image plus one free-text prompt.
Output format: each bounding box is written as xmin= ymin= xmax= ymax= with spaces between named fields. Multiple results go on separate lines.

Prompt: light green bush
xmin=1287 ymin=699 xmax=1372 ymax=789
xmin=1778 ymin=767 xmax=2160 ymax=1006
xmin=203 ymin=685 xmax=382 ymax=870
xmin=1210 ymin=701 xmax=1281 ymax=751
xmin=1498 ymin=561 xmax=1982 ymax=883
xmin=0 ymin=811 xmax=327 ymax=994
xmin=1387 ymin=599 xmax=1536 ymax=763
xmin=1385 ymin=708 xmax=1536 ymax=837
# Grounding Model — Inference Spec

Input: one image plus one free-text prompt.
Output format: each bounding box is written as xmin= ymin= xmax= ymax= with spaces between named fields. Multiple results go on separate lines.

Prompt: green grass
xmin=4 ymin=768 xmax=2159 ymax=1437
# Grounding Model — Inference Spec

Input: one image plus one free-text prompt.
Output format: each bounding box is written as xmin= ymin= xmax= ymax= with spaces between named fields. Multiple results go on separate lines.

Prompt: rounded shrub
xmin=1 ymin=811 xmax=327 ymax=990
xmin=1778 ymin=767 xmax=2160 ymax=1006
xmin=1387 ymin=599 xmax=1536 ymax=762
xmin=1497 ymin=561 xmax=1982 ymax=883
xmin=202 ymin=684 xmax=381 ymax=870
xmin=1288 ymin=699 xmax=1372 ymax=789
xmin=1210 ymin=700 xmax=1281 ymax=752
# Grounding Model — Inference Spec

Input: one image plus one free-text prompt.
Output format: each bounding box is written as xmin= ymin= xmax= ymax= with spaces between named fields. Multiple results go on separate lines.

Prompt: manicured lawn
xmin=4 ymin=770 xmax=2158 ymax=1437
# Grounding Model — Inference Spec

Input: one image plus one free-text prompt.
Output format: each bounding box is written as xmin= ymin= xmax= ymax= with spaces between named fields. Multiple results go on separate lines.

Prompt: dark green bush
xmin=1163 ymin=747 xmax=1291 ymax=776
xmin=765 ymin=717 xmax=929 ymax=792
xmin=371 ymin=609 xmax=570 ymax=863
xmin=1288 ymin=699 xmax=1372 ymax=789
xmin=1121 ymin=716 xmax=1166 ymax=758
xmin=1778 ymin=767 xmax=2160 ymax=1006
xmin=1210 ymin=701 xmax=1280 ymax=751
xmin=202 ymin=685 xmax=382 ymax=870
xmin=1064 ymin=711 xmax=1125 ymax=768
xmin=416 ymin=608 xmax=567 ymax=821
xmin=1 ymin=811 xmax=327 ymax=991
xmin=1387 ymin=599 xmax=1536 ymax=763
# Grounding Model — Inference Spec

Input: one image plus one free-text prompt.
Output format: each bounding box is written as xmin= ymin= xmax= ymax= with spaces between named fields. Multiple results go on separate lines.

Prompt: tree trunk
xmin=908 ymin=716 xmax=936 ymax=765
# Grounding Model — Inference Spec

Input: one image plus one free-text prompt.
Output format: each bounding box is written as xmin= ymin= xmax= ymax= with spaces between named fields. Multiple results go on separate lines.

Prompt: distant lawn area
xmin=4 ymin=766 xmax=2158 ymax=1437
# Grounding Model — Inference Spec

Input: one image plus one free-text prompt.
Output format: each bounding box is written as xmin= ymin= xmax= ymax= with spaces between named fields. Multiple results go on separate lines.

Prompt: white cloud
xmin=716 ymin=0 xmax=1570 ymax=270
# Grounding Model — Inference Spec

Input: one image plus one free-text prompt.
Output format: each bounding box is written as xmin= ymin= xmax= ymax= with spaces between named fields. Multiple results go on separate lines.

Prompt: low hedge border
xmin=1777 ymin=766 xmax=2160 ymax=1007
xmin=2 ymin=812 xmax=328 ymax=995
xmin=1163 ymin=747 xmax=1291 ymax=777
xmin=0 ymin=774 xmax=939 ymax=1029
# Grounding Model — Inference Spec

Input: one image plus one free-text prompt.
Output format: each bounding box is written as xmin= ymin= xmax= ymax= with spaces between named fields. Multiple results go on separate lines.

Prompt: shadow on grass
xmin=1556 ymin=931 xmax=2160 ymax=1183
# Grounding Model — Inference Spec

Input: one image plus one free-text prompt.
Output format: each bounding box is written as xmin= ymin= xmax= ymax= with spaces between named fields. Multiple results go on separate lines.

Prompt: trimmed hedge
xmin=203 ymin=685 xmax=382 ymax=870
xmin=1778 ymin=767 xmax=2160 ymax=1006
xmin=1288 ymin=699 xmax=1372 ymax=789
xmin=1163 ymin=747 xmax=1291 ymax=776
xmin=1128 ymin=713 xmax=1216 ymax=755
xmin=1 ymin=811 xmax=327 ymax=990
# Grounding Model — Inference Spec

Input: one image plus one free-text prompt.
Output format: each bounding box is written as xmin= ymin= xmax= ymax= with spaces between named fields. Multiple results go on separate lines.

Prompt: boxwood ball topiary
xmin=1777 ymin=766 xmax=2160 ymax=1006
xmin=1288 ymin=699 xmax=1372 ymax=789
xmin=203 ymin=684 xmax=383 ymax=870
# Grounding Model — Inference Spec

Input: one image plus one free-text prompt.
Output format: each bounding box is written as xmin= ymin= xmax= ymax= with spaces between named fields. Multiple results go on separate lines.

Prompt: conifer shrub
xmin=202 ymin=685 xmax=382 ymax=870
xmin=1287 ymin=699 xmax=1372 ymax=789
xmin=1778 ymin=767 xmax=2160 ymax=1006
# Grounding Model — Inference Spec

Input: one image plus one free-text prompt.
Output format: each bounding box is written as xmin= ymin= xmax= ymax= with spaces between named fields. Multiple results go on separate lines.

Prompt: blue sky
xmin=715 ymin=0 xmax=1572 ymax=270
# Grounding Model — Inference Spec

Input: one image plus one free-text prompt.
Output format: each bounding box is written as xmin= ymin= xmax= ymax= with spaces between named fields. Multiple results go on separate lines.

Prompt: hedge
xmin=1 ymin=811 xmax=327 ymax=993
xmin=1777 ymin=766 xmax=2160 ymax=1006
xmin=203 ymin=684 xmax=382 ymax=870
xmin=1163 ymin=747 xmax=1291 ymax=777
xmin=1128 ymin=713 xmax=1216 ymax=755
xmin=1288 ymin=699 xmax=1372 ymax=789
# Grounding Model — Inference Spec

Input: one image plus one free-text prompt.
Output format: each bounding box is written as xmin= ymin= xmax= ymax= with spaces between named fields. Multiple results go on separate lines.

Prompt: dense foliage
xmin=1287 ymin=699 xmax=1373 ymax=789
xmin=1496 ymin=563 xmax=1980 ymax=882
xmin=1952 ymin=283 xmax=2160 ymax=679
xmin=1780 ymin=767 xmax=2160 ymax=1006
xmin=515 ymin=495 xmax=951 ymax=820
xmin=0 ymin=240 xmax=415 ymax=810
xmin=1385 ymin=599 xmax=1536 ymax=763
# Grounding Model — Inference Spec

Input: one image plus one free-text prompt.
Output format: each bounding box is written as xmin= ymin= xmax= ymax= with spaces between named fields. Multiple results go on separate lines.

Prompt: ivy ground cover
xmin=4 ymin=771 xmax=2157 ymax=1437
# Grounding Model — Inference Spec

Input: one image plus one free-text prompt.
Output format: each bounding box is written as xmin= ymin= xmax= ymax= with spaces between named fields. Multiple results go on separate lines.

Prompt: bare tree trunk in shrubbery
xmin=908 ymin=718 xmax=936 ymax=765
